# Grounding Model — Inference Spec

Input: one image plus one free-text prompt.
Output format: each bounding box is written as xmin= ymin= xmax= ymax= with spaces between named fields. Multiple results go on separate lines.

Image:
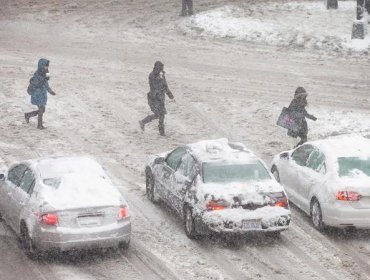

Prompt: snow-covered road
xmin=0 ymin=0 xmax=370 ymax=279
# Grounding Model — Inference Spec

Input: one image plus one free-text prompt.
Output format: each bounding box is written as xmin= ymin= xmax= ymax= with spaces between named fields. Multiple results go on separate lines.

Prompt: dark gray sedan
xmin=145 ymin=139 xmax=291 ymax=239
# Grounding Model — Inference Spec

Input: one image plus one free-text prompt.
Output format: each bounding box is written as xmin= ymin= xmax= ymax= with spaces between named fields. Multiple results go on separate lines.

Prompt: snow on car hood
xmin=42 ymin=173 xmax=122 ymax=210
xmin=197 ymin=179 xmax=285 ymax=206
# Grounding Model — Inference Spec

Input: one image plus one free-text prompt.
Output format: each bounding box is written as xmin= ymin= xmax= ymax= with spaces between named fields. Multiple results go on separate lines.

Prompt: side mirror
xmin=280 ymin=152 xmax=289 ymax=160
xmin=154 ymin=157 xmax=165 ymax=164
xmin=0 ymin=174 xmax=5 ymax=181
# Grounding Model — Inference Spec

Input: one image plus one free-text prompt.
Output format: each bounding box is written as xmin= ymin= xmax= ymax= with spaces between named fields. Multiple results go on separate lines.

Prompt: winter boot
xmin=25 ymin=113 xmax=30 ymax=124
xmin=37 ymin=113 xmax=45 ymax=130
xmin=159 ymin=127 xmax=165 ymax=136
xmin=139 ymin=120 xmax=145 ymax=131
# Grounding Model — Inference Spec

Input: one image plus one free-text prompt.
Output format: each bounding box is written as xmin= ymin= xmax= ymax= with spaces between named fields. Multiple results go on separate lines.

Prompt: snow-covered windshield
xmin=202 ymin=161 xmax=270 ymax=183
xmin=338 ymin=157 xmax=370 ymax=177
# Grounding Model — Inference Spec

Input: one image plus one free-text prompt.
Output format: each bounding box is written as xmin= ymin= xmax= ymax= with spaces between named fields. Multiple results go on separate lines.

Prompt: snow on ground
xmin=181 ymin=1 xmax=370 ymax=54
xmin=0 ymin=0 xmax=370 ymax=279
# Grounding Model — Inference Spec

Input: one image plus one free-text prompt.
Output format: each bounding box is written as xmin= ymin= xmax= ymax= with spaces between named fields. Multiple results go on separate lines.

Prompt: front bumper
xmin=33 ymin=219 xmax=131 ymax=251
xmin=194 ymin=207 xmax=291 ymax=234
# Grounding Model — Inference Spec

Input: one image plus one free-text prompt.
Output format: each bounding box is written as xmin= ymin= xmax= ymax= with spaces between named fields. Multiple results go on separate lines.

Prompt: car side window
xmin=177 ymin=153 xmax=198 ymax=181
xmin=166 ymin=148 xmax=187 ymax=170
xmin=307 ymin=149 xmax=326 ymax=173
xmin=19 ymin=168 xmax=35 ymax=195
xmin=291 ymin=145 xmax=314 ymax=167
xmin=7 ymin=164 xmax=28 ymax=187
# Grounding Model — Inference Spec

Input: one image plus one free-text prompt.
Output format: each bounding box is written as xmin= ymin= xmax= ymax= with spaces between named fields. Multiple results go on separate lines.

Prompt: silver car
xmin=271 ymin=135 xmax=370 ymax=231
xmin=0 ymin=156 xmax=131 ymax=258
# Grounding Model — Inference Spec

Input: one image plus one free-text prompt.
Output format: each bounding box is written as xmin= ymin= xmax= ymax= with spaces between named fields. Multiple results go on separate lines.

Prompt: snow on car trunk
xmin=41 ymin=173 xmax=121 ymax=210
xmin=196 ymin=179 xmax=290 ymax=229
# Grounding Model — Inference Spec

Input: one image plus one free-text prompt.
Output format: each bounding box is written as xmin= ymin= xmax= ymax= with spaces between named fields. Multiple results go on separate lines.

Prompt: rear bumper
xmin=33 ymin=219 xmax=131 ymax=251
xmin=323 ymin=204 xmax=370 ymax=229
xmin=195 ymin=207 xmax=291 ymax=234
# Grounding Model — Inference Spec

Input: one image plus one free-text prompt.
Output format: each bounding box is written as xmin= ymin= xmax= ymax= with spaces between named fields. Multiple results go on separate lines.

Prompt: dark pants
xmin=141 ymin=113 xmax=165 ymax=135
xmin=25 ymin=105 xmax=45 ymax=127
xmin=181 ymin=0 xmax=193 ymax=15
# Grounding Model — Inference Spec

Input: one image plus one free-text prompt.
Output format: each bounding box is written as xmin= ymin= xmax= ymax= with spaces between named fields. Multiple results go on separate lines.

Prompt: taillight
xmin=274 ymin=195 xmax=289 ymax=208
xmin=118 ymin=207 xmax=128 ymax=219
xmin=206 ymin=200 xmax=229 ymax=211
xmin=336 ymin=191 xmax=361 ymax=201
xmin=40 ymin=213 xmax=58 ymax=226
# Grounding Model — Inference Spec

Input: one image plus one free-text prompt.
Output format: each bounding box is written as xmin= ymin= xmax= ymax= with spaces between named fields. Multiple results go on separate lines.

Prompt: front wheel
xmin=184 ymin=206 xmax=197 ymax=239
xmin=146 ymin=171 xmax=160 ymax=203
xmin=20 ymin=224 xmax=39 ymax=260
xmin=311 ymin=199 xmax=325 ymax=231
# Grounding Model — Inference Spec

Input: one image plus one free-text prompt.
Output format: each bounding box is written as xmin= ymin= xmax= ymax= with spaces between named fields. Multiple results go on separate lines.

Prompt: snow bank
xmin=181 ymin=1 xmax=370 ymax=54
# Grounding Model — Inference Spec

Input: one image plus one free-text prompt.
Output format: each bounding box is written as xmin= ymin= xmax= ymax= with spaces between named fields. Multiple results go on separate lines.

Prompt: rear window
xmin=338 ymin=157 xmax=370 ymax=177
xmin=202 ymin=161 xmax=270 ymax=183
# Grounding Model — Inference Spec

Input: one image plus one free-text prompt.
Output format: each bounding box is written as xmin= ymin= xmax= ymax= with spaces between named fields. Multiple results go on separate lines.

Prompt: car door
xmin=156 ymin=148 xmax=187 ymax=206
xmin=172 ymin=153 xmax=198 ymax=214
xmin=302 ymin=148 xmax=327 ymax=207
xmin=285 ymin=145 xmax=314 ymax=211
xmin=9 ymin=167 xmax=36 ymax=233
xmin=1 ymin=164 xmax=27 ymax=227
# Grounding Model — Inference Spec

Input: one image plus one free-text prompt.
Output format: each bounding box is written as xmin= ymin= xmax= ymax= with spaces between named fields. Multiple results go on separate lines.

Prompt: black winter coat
xmin=147 ymin=71 xmax=174 ymax=115
xmin=288 ymin=98 xmax=316 ymax=137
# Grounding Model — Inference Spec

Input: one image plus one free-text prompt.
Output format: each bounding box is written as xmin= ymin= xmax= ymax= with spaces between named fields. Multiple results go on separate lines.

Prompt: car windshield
xmin=338 ymin=157 xmax=370 ymax=177
xmin=202 ymin=161 xmax=270 ymax=183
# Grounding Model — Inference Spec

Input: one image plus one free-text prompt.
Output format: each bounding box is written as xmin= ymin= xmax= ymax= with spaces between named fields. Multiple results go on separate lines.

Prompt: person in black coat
xmin=139 ymin=61 xmax=175 ymax=136
xmin=180 ymin=0 xmax=193 ymax=16
xmin=287 ymin=87 xmax=317 ymax=147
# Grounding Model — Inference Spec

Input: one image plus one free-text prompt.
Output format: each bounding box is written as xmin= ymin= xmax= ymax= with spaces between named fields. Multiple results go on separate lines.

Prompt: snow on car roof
xmin=309 ymin=135 xmax=370 ymax=159
xmin=31 ymin=156 xmax=105 ymax=179
xmin=187 ymin=138 xmax=259 ymax=163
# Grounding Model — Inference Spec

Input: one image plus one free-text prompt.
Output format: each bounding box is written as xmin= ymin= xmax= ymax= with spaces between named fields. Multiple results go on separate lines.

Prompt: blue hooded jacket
xmin=30 ymin=58 xmax=50 ymax=106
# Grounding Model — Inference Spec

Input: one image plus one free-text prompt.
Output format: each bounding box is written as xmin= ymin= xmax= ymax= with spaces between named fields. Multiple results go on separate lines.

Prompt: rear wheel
xmin=184 ymin=206 xmax=197 ymax=239
xmin=20 ymin=223 xmax=39 ymax=260
xmin=118 ymin=240 xmax=130 ymax=250
xmin=265 ymin=231 xmax=281 ymax=239
xmin=146 ymin=171 xmax=159 ymax=203
xmin=311 ymin=199 xmax=325 ymax=231
xmin=272 ymin=167 xmax=280 ymax=182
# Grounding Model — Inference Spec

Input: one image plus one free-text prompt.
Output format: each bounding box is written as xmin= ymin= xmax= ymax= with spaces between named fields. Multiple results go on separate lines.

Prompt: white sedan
xmin=271 ymin=135 xmax=370 ymax=231
xmin=0 ymin=156 xmax=131 ymax=258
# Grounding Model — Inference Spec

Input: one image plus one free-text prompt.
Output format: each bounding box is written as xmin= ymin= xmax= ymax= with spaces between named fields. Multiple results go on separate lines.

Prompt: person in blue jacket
xmin=25 ymin=58 xmax=56 ymax=129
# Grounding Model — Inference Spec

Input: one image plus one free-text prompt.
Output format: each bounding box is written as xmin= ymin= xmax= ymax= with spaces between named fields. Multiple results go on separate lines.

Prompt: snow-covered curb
xmin=180 ymin=1 xmax=370 ymax=54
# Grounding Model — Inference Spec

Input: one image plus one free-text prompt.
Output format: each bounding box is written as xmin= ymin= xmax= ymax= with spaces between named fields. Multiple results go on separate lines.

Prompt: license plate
xmin=78 ymin=217 xmax=101 ymax=227
xmin=242 ymin=219 xmax=261 ymax=230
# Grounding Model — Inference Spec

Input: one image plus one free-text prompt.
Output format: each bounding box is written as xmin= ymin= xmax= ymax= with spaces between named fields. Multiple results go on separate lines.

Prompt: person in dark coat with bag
xmin=139 ymin=61 xmax=175 ymax=136
xmin=287 ymin=87 xmax=317 ymax=147
xmin=25 ymin=58 xmax=56 ymax=129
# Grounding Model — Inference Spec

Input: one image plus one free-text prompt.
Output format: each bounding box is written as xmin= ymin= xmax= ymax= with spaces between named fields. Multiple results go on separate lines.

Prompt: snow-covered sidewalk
xmin=181 ymin=1 xmax=370 ymax=54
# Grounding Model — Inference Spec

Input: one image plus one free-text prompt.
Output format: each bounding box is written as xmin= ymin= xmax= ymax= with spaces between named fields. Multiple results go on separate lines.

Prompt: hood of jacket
xmin=37 ymin=58 xmax=49 ymax=76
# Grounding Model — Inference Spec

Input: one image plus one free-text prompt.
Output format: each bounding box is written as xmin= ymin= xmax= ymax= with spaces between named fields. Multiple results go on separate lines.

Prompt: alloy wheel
xmin=311 ymin=200 xmax=323 ymax=230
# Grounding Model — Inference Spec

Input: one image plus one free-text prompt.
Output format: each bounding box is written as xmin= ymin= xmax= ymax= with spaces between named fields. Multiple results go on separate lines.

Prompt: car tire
xmin=311 ymin=199 xmax=325 ymax=231
xmin=265 ymin=231 xmax=281 ymax=239
xmin=184 ymin=206 xmax=197 ymax=239
xmin=272 ymin=167 xmax=280 ymax=182
xmin=20 ymin=223 xmax=39 ymax=260
xmin=146 ymin=171 xmax=160 ymax=203
xmin=118 ymin=240 xmax=130 ymax=250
